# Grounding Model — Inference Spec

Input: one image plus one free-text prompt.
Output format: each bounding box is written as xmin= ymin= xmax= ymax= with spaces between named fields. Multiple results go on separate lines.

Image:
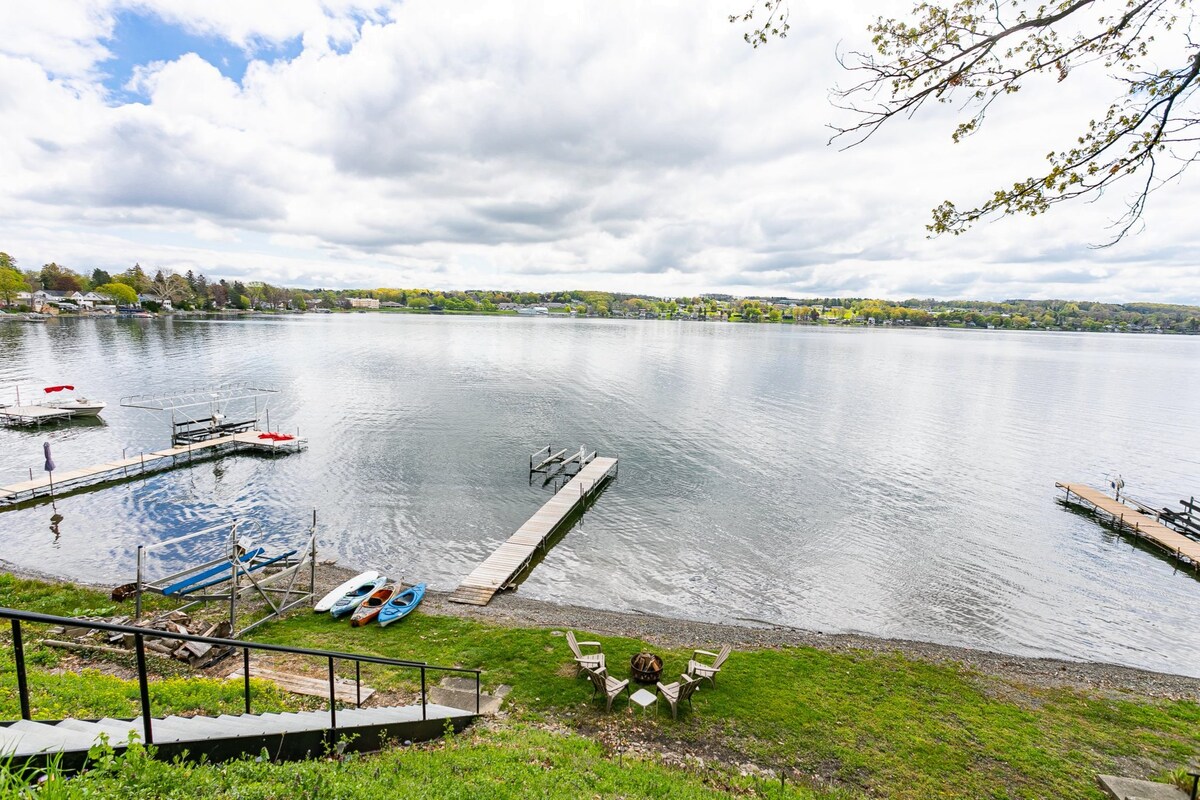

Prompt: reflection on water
xmin=1 ymin=315 xmax=1199 ymax=675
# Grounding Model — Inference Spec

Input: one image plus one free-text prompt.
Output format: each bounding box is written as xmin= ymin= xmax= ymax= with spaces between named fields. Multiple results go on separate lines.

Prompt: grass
xmin=0 ymin=574 xmax=305 ymax=720
xmin=249 ymin=613 xmax=1200 ymax=799
xmin=3 ymin=725 xmax=829 ymax=799
xmin=2 ymin=574 xmax=1198 ymax=798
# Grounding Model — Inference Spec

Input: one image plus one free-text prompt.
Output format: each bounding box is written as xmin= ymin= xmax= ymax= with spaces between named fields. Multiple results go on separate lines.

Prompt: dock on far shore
xmin=1056 ymin=482 xmax=1200 ymax=572
xmin=0 ymin=431 xmax=306 ymax=507
xmin=449 ymin=455 xmax=619 ymax=606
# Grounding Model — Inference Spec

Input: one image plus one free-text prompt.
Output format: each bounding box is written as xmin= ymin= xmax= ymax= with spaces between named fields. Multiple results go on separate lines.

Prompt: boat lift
xmin=529 ymin=444 xmax=597 ymax=489
xmin=120 ymin=382 xmax=290 ymax=446
xmin=131 ymin=513 xmax=317 ymax=636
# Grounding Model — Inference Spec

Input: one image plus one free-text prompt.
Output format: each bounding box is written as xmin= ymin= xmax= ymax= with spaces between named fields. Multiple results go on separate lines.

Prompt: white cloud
xmin=0 ymin=0 xmax=1197 ymax=302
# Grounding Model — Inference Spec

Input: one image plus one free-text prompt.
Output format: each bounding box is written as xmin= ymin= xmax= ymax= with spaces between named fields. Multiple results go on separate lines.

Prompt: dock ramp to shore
xmin=449 ymin=456 xmax=619 ymax=606
xmin=1056 ymin=482 xmax=1200 ymax=572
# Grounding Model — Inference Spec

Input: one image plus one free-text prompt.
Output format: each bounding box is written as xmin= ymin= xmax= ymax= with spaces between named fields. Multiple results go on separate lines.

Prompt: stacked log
xmin=43 ymin=611 xmax=235 ymax=668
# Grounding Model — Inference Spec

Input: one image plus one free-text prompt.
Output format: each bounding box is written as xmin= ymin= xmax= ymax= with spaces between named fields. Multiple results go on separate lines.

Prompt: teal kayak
xmin=329 ymin=575 xmax=388 ymax=618
xmin=377 ymin=583 xmax=426 ymax=627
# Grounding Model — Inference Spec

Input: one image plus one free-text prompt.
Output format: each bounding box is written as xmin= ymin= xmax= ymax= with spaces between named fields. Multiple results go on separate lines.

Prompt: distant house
xmin=139 ymin=293 xmax=174 ymax=311
xmin=348 ymin=297 xmax=379 ymax=309
xmin=27 ymin=290 xmax=67 ymax=312
xmin=74 ymin=291 xmax=106 ymax=310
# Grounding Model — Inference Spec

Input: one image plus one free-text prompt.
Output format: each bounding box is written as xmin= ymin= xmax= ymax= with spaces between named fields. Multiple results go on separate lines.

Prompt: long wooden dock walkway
xmin=449 ymin=456 xmax=619 ymax=606
xmin=1056 ymin=482 xmax=1200 ymax=571
xmin=0 ymin=432 xmax=306 ymax=507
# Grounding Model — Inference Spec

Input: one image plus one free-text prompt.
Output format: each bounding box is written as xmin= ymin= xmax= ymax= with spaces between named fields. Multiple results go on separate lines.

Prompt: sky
xmin=0 ymin=1 xmax=1197 ymax=303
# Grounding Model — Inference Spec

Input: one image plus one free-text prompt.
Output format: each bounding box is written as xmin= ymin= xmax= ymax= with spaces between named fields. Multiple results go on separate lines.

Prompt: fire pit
xmin=630 ymin=652 xmax=663 ymax=684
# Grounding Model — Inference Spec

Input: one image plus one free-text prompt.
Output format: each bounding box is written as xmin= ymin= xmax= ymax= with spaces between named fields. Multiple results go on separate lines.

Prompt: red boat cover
xmin=44 ymin=385 xmax=75 ymax=393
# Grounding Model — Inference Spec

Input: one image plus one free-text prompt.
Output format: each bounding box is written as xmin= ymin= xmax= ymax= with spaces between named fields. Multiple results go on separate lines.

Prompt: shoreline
xmin=7 ymin=558 xmax=1196 ymax=701
xmin=434 ymin=589 xmax=1200 ymax=700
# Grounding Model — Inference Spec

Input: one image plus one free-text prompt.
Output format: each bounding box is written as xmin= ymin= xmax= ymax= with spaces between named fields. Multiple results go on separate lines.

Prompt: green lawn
xmin=2 ymin=574 xmax=1197 ymax=799
xmin=249 ymin=612 xmax=1200 ymax=799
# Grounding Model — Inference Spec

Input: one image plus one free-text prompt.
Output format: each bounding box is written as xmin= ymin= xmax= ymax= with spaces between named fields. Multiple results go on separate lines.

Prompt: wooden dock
xmin=0 ymin=432 xmax=306 ymax=506
xmin=1056 ymin=482 xmax=1200 ymax=571
xmin=0 ymin=405 xmax=75 ymax=426
xmin=449 ymin=456 xmax=619 ymax=606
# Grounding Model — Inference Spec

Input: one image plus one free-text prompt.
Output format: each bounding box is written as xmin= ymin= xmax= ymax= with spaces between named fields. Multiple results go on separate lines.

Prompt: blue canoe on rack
xmin=377 ymin=583 xmax=426 ymax=627
xmin=162 ymin=549 xmax=298 ymax=596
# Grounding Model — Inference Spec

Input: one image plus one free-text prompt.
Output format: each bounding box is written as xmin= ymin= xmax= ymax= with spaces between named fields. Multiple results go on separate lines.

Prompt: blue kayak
xmin=329 ymin=575 xmax=388 ymax=618
xmin=377 ymin=583 xmax=426 ymax=627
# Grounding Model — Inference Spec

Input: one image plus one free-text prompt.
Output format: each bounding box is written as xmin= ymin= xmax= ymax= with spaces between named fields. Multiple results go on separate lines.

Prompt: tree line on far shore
xmin=1 ymin=252 xmax=1197 ymax=333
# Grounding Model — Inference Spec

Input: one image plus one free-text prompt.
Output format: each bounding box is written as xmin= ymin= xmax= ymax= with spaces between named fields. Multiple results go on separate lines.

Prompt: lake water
xmin=1 ymin=314 xmax=1198 ymax=675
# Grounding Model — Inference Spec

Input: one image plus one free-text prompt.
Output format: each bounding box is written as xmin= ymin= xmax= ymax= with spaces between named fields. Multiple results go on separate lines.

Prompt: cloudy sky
xmin=1 ymin=1 xmax=1197 ymax=302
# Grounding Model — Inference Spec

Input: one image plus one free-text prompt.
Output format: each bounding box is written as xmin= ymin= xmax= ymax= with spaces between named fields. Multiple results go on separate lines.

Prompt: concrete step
xmin=2 ymin=704 xmax=475 ymax=759
xmin=56 ymin=718 xmax=141 ymax=747
xmin=159 ymin=716 xmax=233 ymax=740
xmin=257 ymin=712 xmax=332 ymax=733
xmin=5 ymin=720 xmax=97 ymax=754
xmin=96 ymin=718 xmax=143 ymax=743
xmin=430 ymin=678 xmax=509 ymax=715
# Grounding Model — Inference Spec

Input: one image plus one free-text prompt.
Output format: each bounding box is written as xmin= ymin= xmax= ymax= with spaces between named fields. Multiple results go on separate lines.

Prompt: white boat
xmin=38 ymin=385 xmax=107 ymax=417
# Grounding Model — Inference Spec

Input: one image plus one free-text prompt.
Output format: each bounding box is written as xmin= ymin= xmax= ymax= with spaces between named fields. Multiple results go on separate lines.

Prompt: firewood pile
xmin=42 ymin=610 xmax=235 ymax=668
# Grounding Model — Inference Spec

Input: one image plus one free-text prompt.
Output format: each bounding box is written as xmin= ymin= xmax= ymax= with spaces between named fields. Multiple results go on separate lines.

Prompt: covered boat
xmin=40 ymin=385 xmax=106 ymax=417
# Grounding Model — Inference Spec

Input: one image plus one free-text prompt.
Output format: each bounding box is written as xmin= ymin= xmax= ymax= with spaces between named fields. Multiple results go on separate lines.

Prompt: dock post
xmin=135 ymin=545 xmax=144 ymax=619
xmin=230 ymin=536 xmax=239 ymax=635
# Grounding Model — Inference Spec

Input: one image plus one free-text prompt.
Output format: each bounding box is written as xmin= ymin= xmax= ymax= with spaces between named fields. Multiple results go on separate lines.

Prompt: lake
xmin=1 ymin=314 xmax=1198 ymax=675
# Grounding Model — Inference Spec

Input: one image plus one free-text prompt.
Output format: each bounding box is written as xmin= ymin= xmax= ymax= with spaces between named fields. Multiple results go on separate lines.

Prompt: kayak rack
xmin=130 ymin=513 xmax=318 ymax=637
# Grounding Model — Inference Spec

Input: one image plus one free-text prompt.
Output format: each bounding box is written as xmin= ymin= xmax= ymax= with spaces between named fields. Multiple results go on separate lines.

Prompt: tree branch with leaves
xmin=736 ymin=0 xmax=1200 ymax=243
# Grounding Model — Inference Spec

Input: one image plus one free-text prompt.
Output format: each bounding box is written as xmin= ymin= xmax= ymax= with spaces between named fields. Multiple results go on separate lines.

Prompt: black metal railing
xmin=1 ymin=607 xmax=482 ymax=746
